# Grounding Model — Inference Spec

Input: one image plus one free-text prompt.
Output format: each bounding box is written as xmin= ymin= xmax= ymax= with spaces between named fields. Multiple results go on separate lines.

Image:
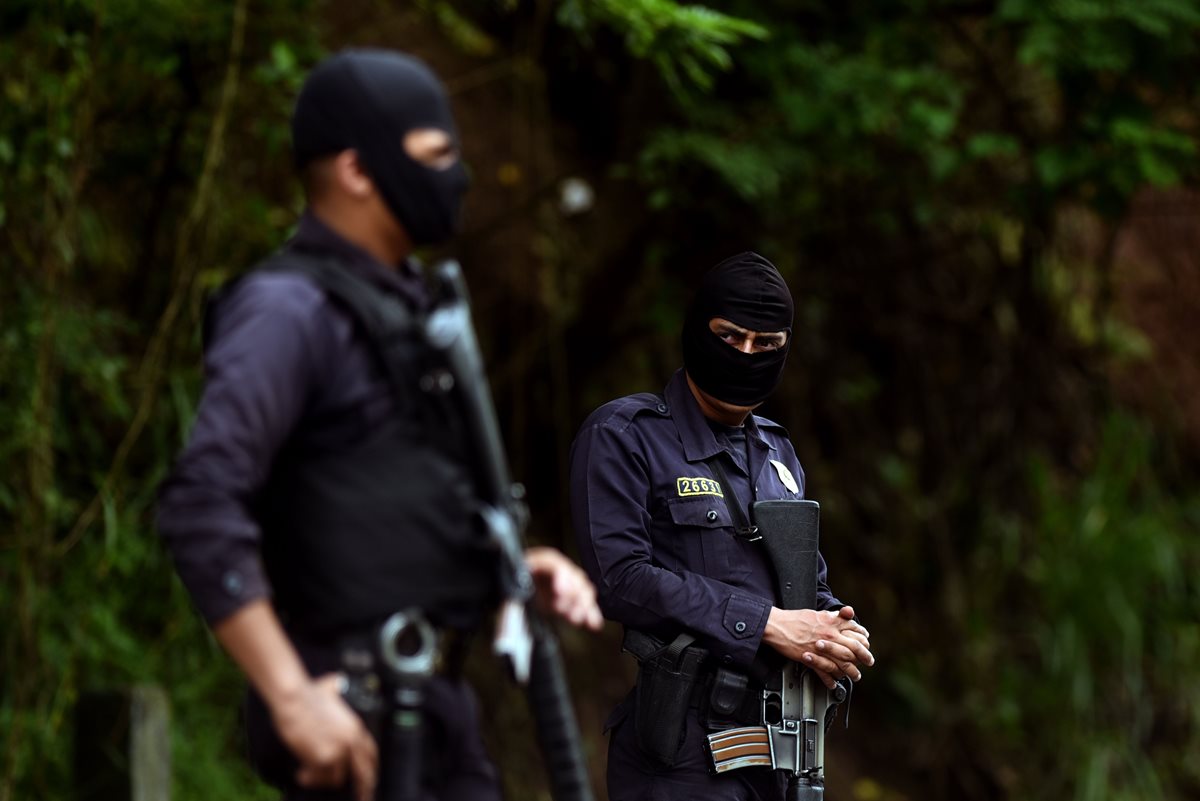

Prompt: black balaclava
xmin=291 ymin=48 xmax=468 ymax=246
xmin=682 ymin=251 xmax=794 ymax=407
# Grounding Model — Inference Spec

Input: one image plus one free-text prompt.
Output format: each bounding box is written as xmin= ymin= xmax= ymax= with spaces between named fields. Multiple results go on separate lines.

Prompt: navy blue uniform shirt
xmin=569 ymin=370 xmax=840 ymax=671
xmin=157 ymin=211 xmax=428 ymax=625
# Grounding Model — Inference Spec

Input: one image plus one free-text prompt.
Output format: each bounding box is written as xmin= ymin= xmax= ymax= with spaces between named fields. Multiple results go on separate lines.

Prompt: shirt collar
xmin=664 ymin=368 xmax=772 ymax=463
xmin=288 ymin=209 xmax=429 ymax=309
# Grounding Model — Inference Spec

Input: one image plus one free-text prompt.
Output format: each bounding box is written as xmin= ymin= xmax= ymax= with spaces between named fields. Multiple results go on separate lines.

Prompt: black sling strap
xmin=704 ymin=454 xmax=761 ymax=542
xmin=259 ymin=252 xmax=419 ymax=395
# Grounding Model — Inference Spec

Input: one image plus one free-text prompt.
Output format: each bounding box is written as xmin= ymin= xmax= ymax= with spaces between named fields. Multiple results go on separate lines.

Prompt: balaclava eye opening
xmin=681 ymin=251 xmax=794 ymax=407
xmin=291 ymin=48 xmax=469 ymax=246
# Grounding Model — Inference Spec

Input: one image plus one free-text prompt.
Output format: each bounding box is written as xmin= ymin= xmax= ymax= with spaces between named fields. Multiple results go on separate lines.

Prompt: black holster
xmin=622 ymin=629 xmax=708 ymax=767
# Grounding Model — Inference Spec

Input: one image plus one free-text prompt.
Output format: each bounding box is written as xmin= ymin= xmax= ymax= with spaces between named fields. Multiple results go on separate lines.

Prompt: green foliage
xmin=418 ymin=0 xmax=499 ymax=57
xmin=636 ymin=0 xmax=1199 ymax=228
xmin=951 ymin=415 xmax=1200 ymax=799
xmin=558 ymin=0 xmax=767 ymax=97
xmin=1 ymin=0 xmax=314 ymax=797
xmin=1002 ymin=0 xmax=1200 ymax=72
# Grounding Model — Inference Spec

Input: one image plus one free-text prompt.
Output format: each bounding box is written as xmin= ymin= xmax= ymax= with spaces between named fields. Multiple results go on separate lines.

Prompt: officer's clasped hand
xmin=763 ymin=605 xmax=874 ymax=690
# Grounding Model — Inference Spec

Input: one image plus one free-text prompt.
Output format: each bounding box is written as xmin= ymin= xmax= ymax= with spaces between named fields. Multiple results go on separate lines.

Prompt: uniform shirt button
xmin=734 ymin=621 xmax=747 ymax=633
xmin=723 ymin=654 xmax=733 ymax=664
xmin=222 ymin=571 xmax=243 ymax=596
xmin=706 ymin=510 xmax=718 ymax=522
xmin=656 ymin=403 xmax=669 ymax=414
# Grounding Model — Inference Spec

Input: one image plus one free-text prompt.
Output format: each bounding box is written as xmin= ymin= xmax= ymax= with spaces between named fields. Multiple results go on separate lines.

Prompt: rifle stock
xmin=755 ymin=500 xmax=821 ymax=610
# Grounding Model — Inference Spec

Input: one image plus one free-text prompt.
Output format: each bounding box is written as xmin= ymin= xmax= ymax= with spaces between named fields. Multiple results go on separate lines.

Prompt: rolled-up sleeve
xmin=569 ymin=419 xmax=771 ymax=670
xmin=157 ymin=274 xmax=331 ymax=625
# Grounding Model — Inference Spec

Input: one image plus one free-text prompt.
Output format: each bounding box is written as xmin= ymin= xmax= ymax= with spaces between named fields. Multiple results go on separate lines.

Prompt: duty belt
xmin=338 ymin=610 xmax=474 ymax=801
xmin=623 ymin=628 xmax=763 ymax=727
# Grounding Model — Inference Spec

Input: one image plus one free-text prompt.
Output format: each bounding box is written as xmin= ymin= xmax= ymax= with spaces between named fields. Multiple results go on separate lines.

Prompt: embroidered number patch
xmin=676 ymin=477 xmax=724 ymax=498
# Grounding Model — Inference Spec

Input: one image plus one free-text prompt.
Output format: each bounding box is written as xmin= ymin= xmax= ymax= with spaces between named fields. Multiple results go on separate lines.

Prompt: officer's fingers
xmin=313 ymin=672 xmax=349 ymax=700
xmin=837 ymin=661 xmax=863 ymax=682
xmin=830 ymin=634 xmax=874 ymax=667
xmin=832 ymin=607 xmax=870 ymax=637
xmin=573 ymin=606 xmax=605 ymax=632
xmin=558 ymin=571 xmax=593 ymax=610
xmin=801 ymin=653 xmax=841 ymax=688
xmin=814 ymin=639 xmax=859 ymax=665
xmin=348 ymin=731 xmax=378 ymax=801
xmin=297 ymin=758 xmax=346 ymax=789
xmin=841 ymin=634 xmax=871 ymax=656
xmin=354 ymin=723 xmax=378 ymax=770
xmin=838 ymin=628 xmax=870 ymax=647
xmin=837 ymin=619 xmax=870 ymax=638
xmin=546 ymin=564 xmax=585 ymax=608
xmin=295 ymin=765 xmax=327 ymax=788
xmin=554 ymin=575 xmax=604 ymax=631
xmin=567 ymin=597 xmax=596 ymax=627
xmin=801 ymin=652 xmax=840 ymax=685
xmin=585 ymin=601 xmax=605 ymax=631
xmin=296 ymin=766 xmax=319 ymax=788
xmin=551 ymin=564 xmax=575 ymax=599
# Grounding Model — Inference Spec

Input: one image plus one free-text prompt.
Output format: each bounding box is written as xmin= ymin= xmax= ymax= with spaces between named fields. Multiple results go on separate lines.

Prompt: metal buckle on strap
xmin=734 ymin=525 xmax=761 ymax=542
xmin=705 ymin=456 xmax=761 ymax=543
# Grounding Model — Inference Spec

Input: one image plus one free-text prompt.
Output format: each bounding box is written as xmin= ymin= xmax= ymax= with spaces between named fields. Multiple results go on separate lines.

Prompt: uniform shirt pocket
xmin=666 ymin=496 xmax=751 ymax=585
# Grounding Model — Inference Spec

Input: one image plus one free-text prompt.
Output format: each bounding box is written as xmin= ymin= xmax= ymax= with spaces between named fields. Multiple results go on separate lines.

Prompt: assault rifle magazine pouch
xmin=707 ymin=667 xmax=754 ymax=730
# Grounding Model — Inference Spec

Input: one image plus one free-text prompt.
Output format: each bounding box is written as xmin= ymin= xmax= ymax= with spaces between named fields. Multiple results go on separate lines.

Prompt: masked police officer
xmin=158 ymin=49 xmax=602 ymax=801
xmin=569 ymin=252 xmax=875 ymax=801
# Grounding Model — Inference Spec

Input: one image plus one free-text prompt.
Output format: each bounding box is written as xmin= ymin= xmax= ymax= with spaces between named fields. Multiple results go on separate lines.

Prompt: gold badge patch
xmin=676 ymin=477 xmax=724 ymax=498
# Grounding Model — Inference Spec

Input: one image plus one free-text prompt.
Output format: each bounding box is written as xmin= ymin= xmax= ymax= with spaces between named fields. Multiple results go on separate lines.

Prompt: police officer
xmin=569 ymin=252 xmax=875 ymax=801
xmin=158 ymin=49 xmax=602 ymax=801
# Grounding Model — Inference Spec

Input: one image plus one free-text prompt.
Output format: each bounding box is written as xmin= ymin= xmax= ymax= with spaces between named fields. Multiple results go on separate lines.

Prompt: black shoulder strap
xmin=704 ymin=454 xmax=761 ymax=542
xmin=262 ymin=251 xmax=417 ymax=337
xmin=258 ymin=251 xmax=420 ymax=394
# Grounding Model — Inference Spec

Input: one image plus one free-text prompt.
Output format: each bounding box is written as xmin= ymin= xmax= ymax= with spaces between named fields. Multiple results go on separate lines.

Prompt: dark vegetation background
xmin=3 ymin=1 xmax=1199 ymax=799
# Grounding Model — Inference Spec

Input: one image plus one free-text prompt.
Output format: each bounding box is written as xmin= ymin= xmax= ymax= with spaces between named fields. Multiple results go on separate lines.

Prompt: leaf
xmin=270 ymin=41 xmax=296 ymax=74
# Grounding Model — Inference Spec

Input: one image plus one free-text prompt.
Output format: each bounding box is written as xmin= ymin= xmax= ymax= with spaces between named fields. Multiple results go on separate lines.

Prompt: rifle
xmin=706 ymin=499 xmax=846 ymax=800
xmin=425 ymin=260 xmax=595 ymax=801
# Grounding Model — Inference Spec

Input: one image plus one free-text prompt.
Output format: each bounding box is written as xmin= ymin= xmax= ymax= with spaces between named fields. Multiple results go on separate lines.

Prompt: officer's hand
xmin=525 ymin=546 xmax=604 ymax=631
xmin=272 ymin=673 xmax=378 ymax=801
xmin=763 ymin=607 xmax=874 ymax=689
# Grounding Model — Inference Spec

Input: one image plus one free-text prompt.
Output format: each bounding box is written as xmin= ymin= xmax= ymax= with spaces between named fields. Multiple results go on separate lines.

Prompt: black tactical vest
xmin=233 ymin=252 xmax=500 ymax=636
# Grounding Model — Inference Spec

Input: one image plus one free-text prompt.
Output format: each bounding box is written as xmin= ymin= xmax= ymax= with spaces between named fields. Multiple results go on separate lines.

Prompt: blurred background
xmin=2 ymin=1 xmax=1199 ymax=799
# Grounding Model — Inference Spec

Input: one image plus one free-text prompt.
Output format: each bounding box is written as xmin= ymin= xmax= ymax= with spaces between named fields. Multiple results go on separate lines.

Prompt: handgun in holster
xmin=622 ymin=628 xmax=708 ymax=767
